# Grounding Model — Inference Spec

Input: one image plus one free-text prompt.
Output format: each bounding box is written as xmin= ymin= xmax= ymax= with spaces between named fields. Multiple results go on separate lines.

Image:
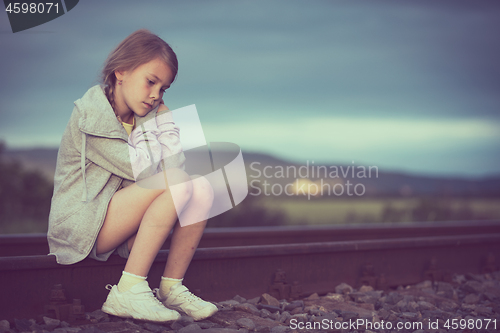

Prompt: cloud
xmin=1 ymin=0 xmax=500 ymax=176
xmin=203 ymin=116 xmax=499 ymax=149
xmin=201 ymin=116 xmax=500 ymax=176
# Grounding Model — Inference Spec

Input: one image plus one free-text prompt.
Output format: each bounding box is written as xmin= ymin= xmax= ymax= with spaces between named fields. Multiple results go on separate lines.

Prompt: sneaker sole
xmin=163 ymin=303 xmax=218 ymax=321
xmin=102 ymin=303 xmax=179 ymax=323
xmin=101 ymin=303 xmax=132 ymax=319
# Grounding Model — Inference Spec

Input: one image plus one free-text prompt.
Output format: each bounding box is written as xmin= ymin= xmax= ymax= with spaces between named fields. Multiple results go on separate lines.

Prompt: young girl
xmin=47 ymin=29 xmax=217 ymax=322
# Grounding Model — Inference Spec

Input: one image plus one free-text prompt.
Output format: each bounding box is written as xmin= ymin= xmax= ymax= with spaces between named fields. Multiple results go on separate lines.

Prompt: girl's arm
xmin=155 ymin=108 xmax=186 ymax=171
xmin=69 ymin=106 xmax=162 ymax=182
xmin=128 ymin=119 xmax=163 ymax=181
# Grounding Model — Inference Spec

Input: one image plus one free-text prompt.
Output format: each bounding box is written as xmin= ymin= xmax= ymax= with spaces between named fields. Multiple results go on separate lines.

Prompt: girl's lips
xmin=143 ymin=102 xmax=153 ymax=109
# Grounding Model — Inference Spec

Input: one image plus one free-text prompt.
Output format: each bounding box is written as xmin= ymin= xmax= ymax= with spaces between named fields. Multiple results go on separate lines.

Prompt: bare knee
xmin=164 ymin=168 xmax=194 ymax=207
xmin=189 ymin=175 xmax=214 ymax=209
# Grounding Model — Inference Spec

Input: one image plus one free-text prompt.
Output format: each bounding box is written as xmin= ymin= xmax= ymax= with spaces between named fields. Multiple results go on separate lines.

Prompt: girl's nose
xmin=150 ymin=89 xmax=161 ymax=101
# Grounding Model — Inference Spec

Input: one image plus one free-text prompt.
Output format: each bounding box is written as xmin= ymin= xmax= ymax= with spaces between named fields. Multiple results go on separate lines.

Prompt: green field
xmin=258 ymin=196 xmax=500 ymax=226
xmin=2 ymin=196 xmax=500 ymax=233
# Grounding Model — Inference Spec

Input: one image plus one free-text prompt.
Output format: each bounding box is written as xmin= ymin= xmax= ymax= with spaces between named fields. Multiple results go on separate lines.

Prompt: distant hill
xmin=2 ymin=147 xmax=500 ymax=197
xmin=2 ymin=148 xmax=59 ymax=181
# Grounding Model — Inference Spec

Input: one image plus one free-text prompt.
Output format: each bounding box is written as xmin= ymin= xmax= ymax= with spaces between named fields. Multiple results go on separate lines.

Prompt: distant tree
xmin=410 ymin=197 xmax=486 ymax=222
xmin=381 ymin=204 xmax=406 ymax=223
xmin=379 ymin=196 xmax=489 ymax=223
xmin=0 ymin=141 xmax=53 ymax=230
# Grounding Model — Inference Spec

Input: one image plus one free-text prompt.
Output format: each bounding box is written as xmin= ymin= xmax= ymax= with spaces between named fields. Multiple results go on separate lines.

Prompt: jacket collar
xmin=75 ymin=85 xmax=147 ymax=141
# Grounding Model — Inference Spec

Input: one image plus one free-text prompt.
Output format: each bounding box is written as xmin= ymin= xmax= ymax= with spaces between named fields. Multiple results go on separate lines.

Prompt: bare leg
xmin=162 ymin=175 xmax=214 ymax=278
xmin=162 ymin=221 xmax=207 ymax=279
xmin=125 ymin=175 xmax=214 ymax=278
xmin=97 ymin=170 xmax=217 ymax=322
xmin=96 ymin=170 xmax=213 ymax=278
xmin=95 ymin=168 xmax=192 ymax=277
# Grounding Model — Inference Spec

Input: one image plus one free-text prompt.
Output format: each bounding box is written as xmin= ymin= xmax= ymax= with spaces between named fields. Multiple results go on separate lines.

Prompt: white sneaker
xmin=156 ymin=282 xmax=218 ymax=321
xmin=102 ymin=280 xmax=181 ymax=322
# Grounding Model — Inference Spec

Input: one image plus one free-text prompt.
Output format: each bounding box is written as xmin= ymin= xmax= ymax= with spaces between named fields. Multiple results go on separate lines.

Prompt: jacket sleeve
xmin=71 ymin=107 xmax=162 ymax=182
xmin=156 ymin=110 xmax=186 ymax=171
xmin=127 ymin=119 xmax=163 ymax=181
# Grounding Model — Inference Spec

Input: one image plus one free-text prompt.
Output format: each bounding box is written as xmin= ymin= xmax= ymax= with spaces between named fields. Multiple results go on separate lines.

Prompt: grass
xmin=258 ymin=196 xmax=500 ymax=226
xmin=1 ymin=197 xmax=500 ymax=234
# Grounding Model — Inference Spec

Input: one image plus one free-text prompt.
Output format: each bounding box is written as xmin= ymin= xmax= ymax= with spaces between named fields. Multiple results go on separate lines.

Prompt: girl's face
xmin=114 ymin=57 xmax=174 ymax=118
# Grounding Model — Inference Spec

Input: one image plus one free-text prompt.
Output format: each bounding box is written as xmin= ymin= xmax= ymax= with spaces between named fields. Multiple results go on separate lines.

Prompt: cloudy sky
xmin=1 ymin=0 xmax=499 ymax=177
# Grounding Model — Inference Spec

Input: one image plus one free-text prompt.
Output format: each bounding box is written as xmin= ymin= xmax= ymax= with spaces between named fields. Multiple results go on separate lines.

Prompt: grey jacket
xmin=47 ymin=85 xmax=186 ymax=265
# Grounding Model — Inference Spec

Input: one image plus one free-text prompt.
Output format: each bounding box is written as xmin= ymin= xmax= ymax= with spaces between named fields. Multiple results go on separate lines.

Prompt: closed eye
xmin=148 ymin=77 xmax=168 ymax=93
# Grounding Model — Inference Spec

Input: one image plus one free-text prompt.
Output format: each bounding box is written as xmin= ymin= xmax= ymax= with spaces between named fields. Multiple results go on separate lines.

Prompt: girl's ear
xmin=114 ymin=70 xmax=125 ymax=81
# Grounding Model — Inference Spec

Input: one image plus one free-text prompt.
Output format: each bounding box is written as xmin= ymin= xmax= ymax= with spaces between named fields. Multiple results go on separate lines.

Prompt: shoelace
xmin=178 ymin=288 xmax=203 ymax=303
xmin=152 ymin=288 xmax=163 ymax=300
xmin=153 ymin=287 xmax=203 ymax=304
xmin=139 ymin=288 xmax=165 ymax=306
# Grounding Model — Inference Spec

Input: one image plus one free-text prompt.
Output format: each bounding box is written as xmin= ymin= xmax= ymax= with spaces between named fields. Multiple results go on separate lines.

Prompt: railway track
xmin=1 ymin=220 xmax=499 ymax=321
xmin=2 ymin=220 xmax=500 ymax=256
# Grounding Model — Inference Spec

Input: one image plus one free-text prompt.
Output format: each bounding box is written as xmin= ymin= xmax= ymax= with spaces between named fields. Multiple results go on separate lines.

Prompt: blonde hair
xmin=100 ymin=29 xmax=178 ymax=115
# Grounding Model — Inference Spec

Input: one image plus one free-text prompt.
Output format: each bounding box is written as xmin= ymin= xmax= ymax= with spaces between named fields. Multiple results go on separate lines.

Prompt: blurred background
xmin=1 ymin=0 xmax=499 ymax=233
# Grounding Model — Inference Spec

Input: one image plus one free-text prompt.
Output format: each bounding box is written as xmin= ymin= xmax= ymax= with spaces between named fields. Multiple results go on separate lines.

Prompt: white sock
xmin=117 ymin=271 xmax=147 ymax=293
xmin=159 ymin=276 xmax=183 ymax=299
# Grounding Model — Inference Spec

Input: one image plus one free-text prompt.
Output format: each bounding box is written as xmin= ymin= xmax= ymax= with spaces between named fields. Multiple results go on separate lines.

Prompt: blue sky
xmin=1 ymin=0 xmax=499 ymax=177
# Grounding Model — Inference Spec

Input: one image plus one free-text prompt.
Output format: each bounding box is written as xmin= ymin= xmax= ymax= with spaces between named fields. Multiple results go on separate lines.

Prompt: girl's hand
xmin=158 ymin=99 xmax=169 ymax=113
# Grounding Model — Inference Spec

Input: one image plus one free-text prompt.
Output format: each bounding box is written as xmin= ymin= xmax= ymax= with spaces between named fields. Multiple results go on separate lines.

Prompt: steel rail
xmin=0 ymin=229 xmax=499 ymax=321
xmin=1 ymin=219 xmax=499 ymax=256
